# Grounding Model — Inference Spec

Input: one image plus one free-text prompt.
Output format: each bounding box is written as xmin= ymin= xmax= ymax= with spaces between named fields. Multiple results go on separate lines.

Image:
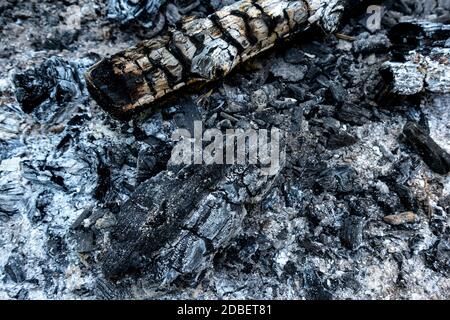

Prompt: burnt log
xmin=102 ymin=163 xmax=282 ymax=283
xmin=86 ymin=0 xmax=349 ymax=118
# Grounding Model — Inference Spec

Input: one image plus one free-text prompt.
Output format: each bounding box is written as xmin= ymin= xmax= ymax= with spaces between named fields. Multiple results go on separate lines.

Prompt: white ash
xmin=0 ymin=0 xmax=449 ymax=300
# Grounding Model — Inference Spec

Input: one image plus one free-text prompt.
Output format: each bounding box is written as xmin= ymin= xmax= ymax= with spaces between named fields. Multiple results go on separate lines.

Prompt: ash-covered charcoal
xmin=334 ymin=104 xmax=373 ymax=126
xmin=270 ymin=61 xmax=308 ymax=82
xmin=381 ymin=48 xmax=450 ymax=95
xmin=381 ymin=20 xmax=450 ymax=96
xmin=340 ymin=216 xmax=365 ymax=249
xmin=428 ymin=236 xmax=450 ymax=276
xmin=383 ymin=211 xmax=417 ymax=225
xmin=13 ymin=56 xmax=95 ymax=120
xmin=107 ymin=0 xmax=166 ymax=28
xmin=383 ymin=1 xmax=450 ymax=25
xmin=402 ymin=121 xmax=450 ymax=175
xmin=303 ymin=268 xmax=333 ymax=300
xmin=325 ymin=130 xmax=358 ymax=150
xmin=2 ymin=0 xmax=450 ymax=301
xmin=86 ymin=0 xmax=349 ymax=118
xmin=315 ymin=165 xmax=362 ymax=194
xmin=0 ymin=172 xmax=31 ymax=221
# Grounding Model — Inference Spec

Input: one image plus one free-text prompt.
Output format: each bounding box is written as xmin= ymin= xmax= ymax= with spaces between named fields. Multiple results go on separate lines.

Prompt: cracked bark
xmin=85 ymin=0 xmax=348 ymax=118
xmin=102 ymin=162 xmax=283 ymax=284
xmin=381 ymin=48 xmax=450 ymax=95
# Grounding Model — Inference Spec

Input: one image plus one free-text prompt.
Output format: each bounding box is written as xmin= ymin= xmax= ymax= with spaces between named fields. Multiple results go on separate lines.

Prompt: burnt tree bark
xmin=86 ymin=0 xmax=349 ymax=118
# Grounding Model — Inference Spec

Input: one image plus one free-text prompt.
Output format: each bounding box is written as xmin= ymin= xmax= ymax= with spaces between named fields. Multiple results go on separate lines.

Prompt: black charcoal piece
xmin=335 ymin=104 xmax=373 ymax=126
xmin=340 ymin=216 xmax=365 ymax=249
xmin=326 ymin=131 xmax=358 ymax=150
xmin=402 ymin=121 xmax=450 ymax=175
xmin=315 ymin=165 xmax=361 ymax=194
xmin=13 ymin=57 xmax=91 ymax=117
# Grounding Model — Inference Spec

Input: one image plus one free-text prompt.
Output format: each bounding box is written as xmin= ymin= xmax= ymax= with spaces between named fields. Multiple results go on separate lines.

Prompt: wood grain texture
xmin=86 ymin=0 xmax=348 ymax=118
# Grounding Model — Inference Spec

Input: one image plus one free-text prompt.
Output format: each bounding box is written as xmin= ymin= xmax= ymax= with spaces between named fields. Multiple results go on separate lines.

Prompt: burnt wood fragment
xmin=102 ymin=163 xmax=281 ymax=283
xmin=381 ymin=48 xmax=450 ymax=95
xmin=86 ymin=0 xmax=349 ymax=118
xmin=340 ymin=216 xmax=365 ymax=250
xmin=402 ymin=121 xmax=450 ymax=175
xmin=389 ymin=21 xmax=450 ymax=53
xmin=381 ymin=21 xmax=450 ymax=96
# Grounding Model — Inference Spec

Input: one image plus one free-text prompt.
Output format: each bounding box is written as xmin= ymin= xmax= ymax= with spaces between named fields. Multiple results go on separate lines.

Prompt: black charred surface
xmin=389 ymin=21 xmax=450 ymax=53
xmin=86 ymin=59 xmax=134 ymax=120
xmin=340 ymin=216 xmax=365 ymax=250
xmin=402 ymin=122 xmax=450 ymax=175
xmin=103 ymin=165 xmax=236 ymax=279
xmin=13 ymin=57 xmax=84 ymax=114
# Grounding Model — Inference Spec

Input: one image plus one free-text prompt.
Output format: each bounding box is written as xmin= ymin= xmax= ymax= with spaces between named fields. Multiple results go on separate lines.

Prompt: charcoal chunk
xmin=353 ymin=32 xmax=391 ymax=54
xmin=13 ymin=67 xmax=53 ymax=113
xmin=101 ymin=163 xmax=280 ymax=283
xmin=327 ymin=81 xmax=348 ymax=105
xmin=434 ymin=238 xmax=450 ymax=276
xmin=75 ymin=229 xmax=96 ymax=253
xmin=326 ymin=131 xmax=358 ymax=150
xmin=107 ymin=0 xmax=166 ymax=27
xmin=426 ymin=236 xmax=450 ymax=277
xmin=340 ymin=216 xmax=365 ymax=249
xmin=286 ymin=84 xmax=307 ymax=102
xmin=303 ymin=268 xmax=333 ymax=300
xmin=402 ymin=121 xmax=450 ymax=175
xmin=14 ymin=288 xmax=29 ymax=300
xmin=438 ymin=195 xmax=450 ymax=213
xmin=32 ymin=190 xmax=53 ymax=223
xmin=315 ymin=165 xmax=361 ymax=194
xmin=389 ymin=21 xmax=450 ymax=53
xmin=270 ymin=60 xmax=308 ymax=82
xmin=383 ymin=212 xmax=417 ymax=226
xmin=335 ymin=104 xmax=373 ymax=126
xmin=13 ymin=57 xmax=91 ymax=116
xmin=3 ymin=254 xmax=26 ymax=283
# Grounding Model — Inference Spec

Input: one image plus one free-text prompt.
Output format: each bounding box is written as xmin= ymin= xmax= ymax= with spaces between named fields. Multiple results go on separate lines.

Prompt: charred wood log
xmin=86 ymin=0 xmax=349 ymax=118
xmin=102 ymin=163 xmax=282 ymax=283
